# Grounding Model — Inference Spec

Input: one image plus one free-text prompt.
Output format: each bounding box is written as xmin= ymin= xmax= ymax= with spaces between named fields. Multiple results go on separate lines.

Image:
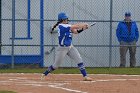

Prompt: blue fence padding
xmin=0 ymin=55 xmax=42 ymax=64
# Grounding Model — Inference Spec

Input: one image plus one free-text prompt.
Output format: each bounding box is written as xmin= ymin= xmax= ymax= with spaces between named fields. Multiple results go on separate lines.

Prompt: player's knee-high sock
xmin=43 ymin=65 xmax=55 ymax=76
xmin=78 ymin=63 xmax=87 ymax=77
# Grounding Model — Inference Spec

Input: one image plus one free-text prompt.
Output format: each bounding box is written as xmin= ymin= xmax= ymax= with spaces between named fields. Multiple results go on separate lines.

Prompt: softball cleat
xmin=83 ymin=76 xmax=93 ymax=81
xmin=41 ymin=74 xmax=46 ymax=80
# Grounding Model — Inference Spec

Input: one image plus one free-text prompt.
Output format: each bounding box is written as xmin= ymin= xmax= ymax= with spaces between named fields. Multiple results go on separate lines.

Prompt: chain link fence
xmin=0 ymin=0 xmax=140 ymax=69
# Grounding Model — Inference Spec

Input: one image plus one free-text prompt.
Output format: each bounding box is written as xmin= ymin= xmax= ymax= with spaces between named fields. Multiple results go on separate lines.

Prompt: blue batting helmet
xmin=58 ymin=12 xmax=68 ymax=21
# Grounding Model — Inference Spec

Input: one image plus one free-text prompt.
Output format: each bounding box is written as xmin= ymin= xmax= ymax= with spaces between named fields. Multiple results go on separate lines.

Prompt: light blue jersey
xmin=58 ymin=24 xmax=72 ymax=46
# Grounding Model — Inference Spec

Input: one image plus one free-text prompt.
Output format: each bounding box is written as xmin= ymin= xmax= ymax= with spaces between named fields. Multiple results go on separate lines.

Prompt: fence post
xmin=11 ymin=0 xmax=15 ymax=68
xmin=109 ymin=0 xmax=113 ymax=67
xmin=27 ymin=0 xmax=31 ymax=38
xmin=40 ymin=0 xmax=44 ymax=67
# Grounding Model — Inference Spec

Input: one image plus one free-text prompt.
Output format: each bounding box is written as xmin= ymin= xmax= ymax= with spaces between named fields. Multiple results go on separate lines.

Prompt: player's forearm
xmin=71 ymin=29 xmax=78 ymax=34
xmin=71 ymin=23 xmax=88 ymax=30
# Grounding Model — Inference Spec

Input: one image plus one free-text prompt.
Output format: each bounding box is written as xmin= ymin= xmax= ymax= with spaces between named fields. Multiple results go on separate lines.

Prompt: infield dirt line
xmin=48 ymin=83 xmax=88 ymax=93
xmin=14 ymin=79 xmax=88 ymax=93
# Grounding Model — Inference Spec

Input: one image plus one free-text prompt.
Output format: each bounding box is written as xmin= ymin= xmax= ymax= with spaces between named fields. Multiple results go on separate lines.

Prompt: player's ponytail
xmin=51 ymin=21 xmax=61 ymax=31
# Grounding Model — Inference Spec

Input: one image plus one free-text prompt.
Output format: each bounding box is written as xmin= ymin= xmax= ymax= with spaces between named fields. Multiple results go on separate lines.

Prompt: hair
xmin=52 ymin=21 xmax=61 ymax=31
xmin=51 ymin=18 xmax=68 ymax=31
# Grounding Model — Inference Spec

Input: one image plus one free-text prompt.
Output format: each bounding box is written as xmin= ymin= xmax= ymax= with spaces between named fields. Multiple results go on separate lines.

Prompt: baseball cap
xmin=125 ymin=12 xmax=131 ymax=17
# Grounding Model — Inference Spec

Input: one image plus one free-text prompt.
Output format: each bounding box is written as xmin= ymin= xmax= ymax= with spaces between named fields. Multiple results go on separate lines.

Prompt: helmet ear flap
xmin=59 ymin=19 xmax=63 ymax=22
xmin=60 ymin=18 xmax=68 ymax=22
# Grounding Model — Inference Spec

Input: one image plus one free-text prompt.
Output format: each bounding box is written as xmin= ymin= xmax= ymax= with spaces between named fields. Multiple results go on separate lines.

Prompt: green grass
xmin=0 ymin=91 xmax=17 ymax=93
xmin=0 ymin=67 xmax=140 ymax=75
xmin=88 ymin=67 xmax=140 ymax=75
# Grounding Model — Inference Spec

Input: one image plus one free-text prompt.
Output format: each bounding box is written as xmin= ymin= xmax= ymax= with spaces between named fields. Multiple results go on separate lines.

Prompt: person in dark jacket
xmin=116 ymin=12 xmax=139 ymax=67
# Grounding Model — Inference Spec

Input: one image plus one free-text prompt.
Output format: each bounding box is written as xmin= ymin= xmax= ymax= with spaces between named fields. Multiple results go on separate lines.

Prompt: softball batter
xmin=41 ymin=12 xmax=93 ymax=81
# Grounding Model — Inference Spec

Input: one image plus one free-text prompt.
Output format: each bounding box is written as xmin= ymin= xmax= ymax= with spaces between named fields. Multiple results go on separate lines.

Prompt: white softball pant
xmin=52 ymin=45 xmax=83 ymax=69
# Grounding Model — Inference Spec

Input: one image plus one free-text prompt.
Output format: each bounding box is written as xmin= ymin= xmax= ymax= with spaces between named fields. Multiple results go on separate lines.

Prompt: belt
xmin=59 ymin=44 xmax=72 ymax=47
xmin=60 ymin=45 xmax=70 ymax=47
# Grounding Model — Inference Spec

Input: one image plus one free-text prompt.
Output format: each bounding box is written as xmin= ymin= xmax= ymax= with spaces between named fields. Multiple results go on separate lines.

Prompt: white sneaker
xmin=83 ymin=76 xmax=92 ymax=81
xmin=41 ymin=74 xmax=45 ymax=80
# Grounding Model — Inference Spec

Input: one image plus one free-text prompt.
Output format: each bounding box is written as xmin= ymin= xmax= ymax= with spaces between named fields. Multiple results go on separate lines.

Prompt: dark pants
xmin=120 ymin=41 xmax=136 ymax=67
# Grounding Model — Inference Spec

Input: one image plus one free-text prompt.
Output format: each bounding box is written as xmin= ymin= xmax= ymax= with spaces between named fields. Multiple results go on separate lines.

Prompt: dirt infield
xmin=0 ymin=73 xmax=140 ymax=93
